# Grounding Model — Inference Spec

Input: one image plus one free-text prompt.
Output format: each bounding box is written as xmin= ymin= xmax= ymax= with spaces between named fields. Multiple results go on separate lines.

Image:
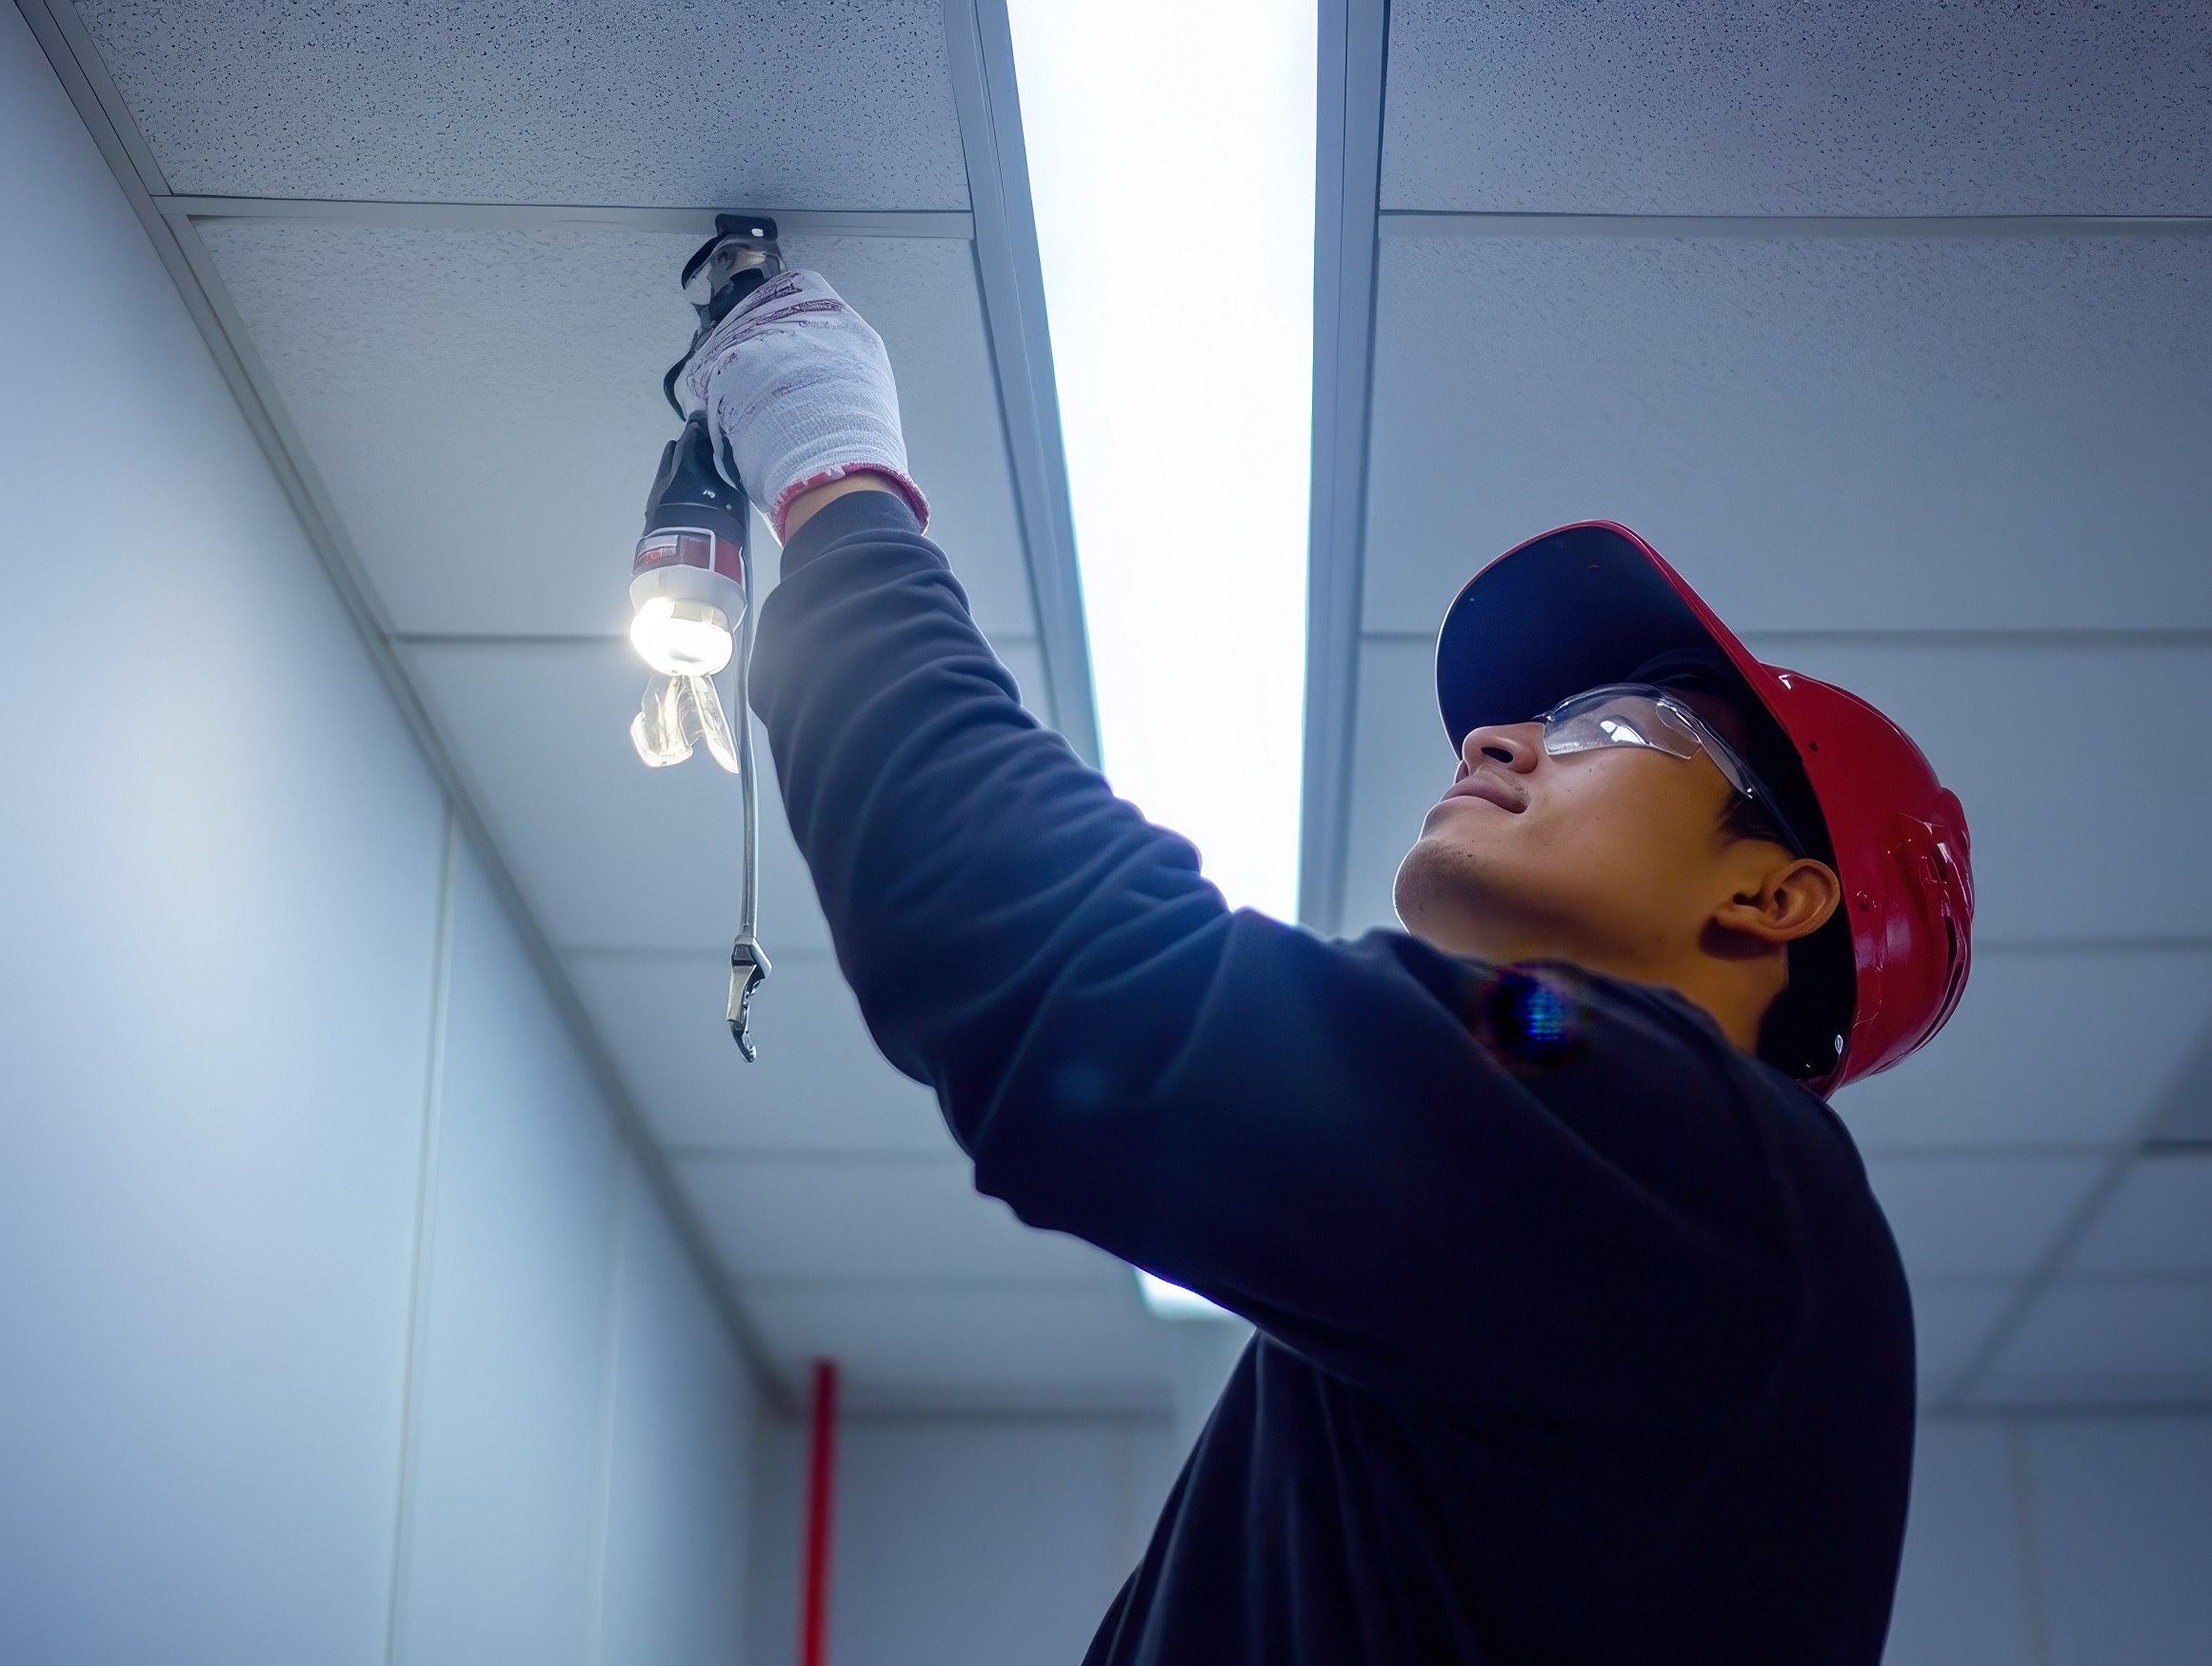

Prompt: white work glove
xmin=684 ymin=268 xmax=929 ymax=541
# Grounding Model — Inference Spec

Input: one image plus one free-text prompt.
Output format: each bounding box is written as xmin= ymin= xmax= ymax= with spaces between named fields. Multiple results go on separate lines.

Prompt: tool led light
xmin=629 ymin=594 xmax=734 ymax=678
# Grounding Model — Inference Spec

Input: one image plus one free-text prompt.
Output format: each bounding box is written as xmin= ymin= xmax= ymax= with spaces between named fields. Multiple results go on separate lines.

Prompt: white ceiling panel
xmin=198 ymin=221 xmax=1037 ymax=641
xmin=1982 ymin=1278 xmax=2212 ymax=1404
xmin=402 ymin=640 xmax=828 ymax=954
xmin=1835 ymin=955 xmax=2212 ymax=1154
xmin=1864 ymin=1155 xmax=2102 ymax=1280
xmin=1382 ymin=0 xmax=2212 ymax=215
xmin=1758 ymin=644 xmax=2212 ymax=944
xmin=1910 ymin=1280 xmax=2016 ymax=1406
xmin=1363 ymin=234 xmax=2212 ymax=637
xmin=75 ymin=0 xmax=969 ymax=207
xmin=680 ymin=1156 xmax=1129 ymax=1288
xmin=565 ymin=953 xmax=945 ymax=1156
xmin=777 ymin=230 xmax=1033 ymax=639
xmin=2071 ymin=1154 xmax=2212 ymax=1277
xmin=2023 ymin=1419 xmax=2212 ymax=1661
xmin=739 ymin=1286 xmax=1174 ymax=1415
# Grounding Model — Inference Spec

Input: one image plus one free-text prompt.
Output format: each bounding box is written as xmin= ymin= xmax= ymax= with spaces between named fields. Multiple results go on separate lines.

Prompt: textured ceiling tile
xmin=1885 ymin=1423 xmax=2036 ymax=1656
xmin=1364 ymin=235 xmax=2212 ymax=637
xmin=1983 ymin=1278 xmax=2212 ymax=1403
xmin=1864 ymin=1154 xmax=2102 ymax=1280
xmin=1383 ymin=0 xmax=2212 ymax=214
xmin=76 ymin=0 xmax=968 ymax=207
xmin=780 ymin=232 xmax=1034 ymax=638
xmin=681 ymin=1156 xmax=1128 ymax=1286
xmin=1764 ymin=645 xmax=2212 ymax=943
xmin=2025 ymin=1420 xmax=2212 ymax=1656
xmin=566 ymin=954 xmax=946 ymax=1154
xmin=2072 ymin=1154 xmax=2212 ymax=1277
xmin=1835 ymin=954 xmax=2212 ymax=1153
xmin=1908 ymin=1280 xmax=2016 ymax=1406
xmin=199 ymin=222 xmax=1037 ymax=641
xmin=401 ymin=640 xmax=829 ymax=954
xmin=737 ymin=1286 xmax=1173 ymax=1412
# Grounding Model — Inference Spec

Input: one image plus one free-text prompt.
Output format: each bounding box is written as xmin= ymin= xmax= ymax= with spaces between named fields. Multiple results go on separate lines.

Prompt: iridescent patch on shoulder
xmin=1470 ymin=965 xmax=1588 ymax=1066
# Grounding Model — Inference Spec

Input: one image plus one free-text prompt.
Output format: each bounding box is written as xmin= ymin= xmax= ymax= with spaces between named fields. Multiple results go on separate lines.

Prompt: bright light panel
xmin=1136 ymin=1270 xmax=1237 ymax=1322
xmin=1007 ymin=0 xmax=1317 ymax=920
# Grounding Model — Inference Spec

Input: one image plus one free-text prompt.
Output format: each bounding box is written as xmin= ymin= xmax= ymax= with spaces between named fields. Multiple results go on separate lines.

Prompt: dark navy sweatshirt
xmin=754 ymin=491 xmax=1916 ymax=1665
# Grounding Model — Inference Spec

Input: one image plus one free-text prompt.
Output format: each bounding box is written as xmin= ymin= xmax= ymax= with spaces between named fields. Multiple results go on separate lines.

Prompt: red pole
xmin=798 ymin=1358 xmax=839 ymax=1666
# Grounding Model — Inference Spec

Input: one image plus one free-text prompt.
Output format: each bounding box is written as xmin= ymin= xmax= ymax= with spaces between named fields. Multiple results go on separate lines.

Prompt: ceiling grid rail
xmin=163 ymin=196 xmax=977 ymax=238
xmin=1378 ymin=211 xmax=2212 ymax=239
xmin=942 ymin=0 xmax=1101 ymax=767
xmin=13 ymin=0 xmax=796 ymax=1416
xmin=1299 ymin=0 xmax=1392 ymax=935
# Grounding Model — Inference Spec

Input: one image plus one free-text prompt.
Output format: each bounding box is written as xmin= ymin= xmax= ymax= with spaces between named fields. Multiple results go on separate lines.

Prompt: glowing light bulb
xmin=629 ymin=594 xmax=734 ymax=677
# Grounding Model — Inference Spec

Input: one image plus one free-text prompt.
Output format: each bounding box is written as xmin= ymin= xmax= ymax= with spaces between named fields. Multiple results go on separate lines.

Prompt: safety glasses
xmin=1539 ymin=684 xmax=1807 ymax=855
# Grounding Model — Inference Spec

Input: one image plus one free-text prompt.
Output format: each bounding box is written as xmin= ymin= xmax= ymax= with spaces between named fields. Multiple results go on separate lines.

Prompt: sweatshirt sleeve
xmin=750 ymin=491 xmax=1796 ymax=1426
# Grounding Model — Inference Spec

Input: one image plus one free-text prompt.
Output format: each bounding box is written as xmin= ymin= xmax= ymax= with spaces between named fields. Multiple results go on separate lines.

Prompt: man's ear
xmin=1714 ymin=857 xmax=1843 ymax=946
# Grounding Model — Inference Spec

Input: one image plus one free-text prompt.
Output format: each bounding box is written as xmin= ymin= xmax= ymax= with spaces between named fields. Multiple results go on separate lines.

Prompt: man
xmin=684 ymin=265 xmax=1973 ymax=1663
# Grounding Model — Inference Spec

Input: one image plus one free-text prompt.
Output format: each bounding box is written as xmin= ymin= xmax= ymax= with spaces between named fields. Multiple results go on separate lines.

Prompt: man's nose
xmin=1459 ymin=723 xmax=1544 ymax=775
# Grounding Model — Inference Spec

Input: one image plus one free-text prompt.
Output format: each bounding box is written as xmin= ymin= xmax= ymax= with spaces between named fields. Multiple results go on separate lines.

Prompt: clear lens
xmin=629 ymin=595 xmax=734 ymax=677
xmin=1542 ymin=683 xmax=1762 ymax=801
xmin=1543 ymin=688 xmax=1702 ymax=762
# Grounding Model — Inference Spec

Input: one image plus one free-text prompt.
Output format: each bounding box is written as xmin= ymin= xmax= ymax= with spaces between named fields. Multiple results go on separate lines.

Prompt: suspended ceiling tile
xmin=778 ymin=231 xmax=1033 ymax=637
xmin=2023 ymin=1418 xmax=2212 ymax=1661
xmin=401 ymin=640 xmax=827 ymax=954
xmin=2072 ymin=1154 xmax=2212 ymax=1277
xmin=75 ymin=0 xmax=969 ymax=207
xmin=1762 ymin=644 xmax=2212 ymax=943
xmin=1864 ymin=1155 xmax=2102 ymax=1281
xmin=1981 ymin=1278 xmax=2212 ymax=1404
xmin=1383 ymin=0 xmax=2212 ymax=215
xmin=1885 ymin=1422 xmax=2037 ymax=1664
xmin=564 ymin=954 xmax=946 ymax=1156
xmin=1834 ymin=954 xmax=2212 ymax=1153
xmin=1909 ymin=1280 xmax=2016 ymax=1406
xmin=679 ymin=1156 xmax=1130 ymax=1288
xmin=1363 ymin=235 xmax=2212 ymax=637
xmin=738 ymin=1286 xmax=1174 ymax=1414
xmin=198 ymin=221 xmax=1037 ymax=642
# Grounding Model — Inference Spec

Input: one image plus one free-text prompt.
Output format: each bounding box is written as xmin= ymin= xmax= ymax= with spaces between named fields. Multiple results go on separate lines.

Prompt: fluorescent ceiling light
xmin=1008 ymin=0 xmax=1317 ymax=921
xmin=1135 ymin=1270 xmax=1237 ymax=1322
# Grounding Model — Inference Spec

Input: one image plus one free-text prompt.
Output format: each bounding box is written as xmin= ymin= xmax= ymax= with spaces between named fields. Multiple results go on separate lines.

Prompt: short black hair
xmin=1632 ymin=652 xmax=1855 ymax=1083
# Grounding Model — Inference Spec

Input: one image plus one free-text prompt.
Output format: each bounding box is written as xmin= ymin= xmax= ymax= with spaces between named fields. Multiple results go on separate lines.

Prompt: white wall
xmin=0 ymin=10 xmax=751 ymax=1663
xmin=747 ymin=1412 xmax=1184 ymax=1666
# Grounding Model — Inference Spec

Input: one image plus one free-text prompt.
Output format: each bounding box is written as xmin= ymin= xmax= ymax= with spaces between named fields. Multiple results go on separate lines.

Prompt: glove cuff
xmin=770 ymin=465 xmax=931 ymax=543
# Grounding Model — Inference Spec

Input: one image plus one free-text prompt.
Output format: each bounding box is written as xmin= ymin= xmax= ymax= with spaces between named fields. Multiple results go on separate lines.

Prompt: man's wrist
xmin=781 ymin=471 xmax=905 ymax=541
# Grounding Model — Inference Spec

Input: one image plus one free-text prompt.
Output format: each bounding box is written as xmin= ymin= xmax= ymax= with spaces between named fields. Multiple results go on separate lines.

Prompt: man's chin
xmin=1393 ymin=835 xmax=1507 ymax=954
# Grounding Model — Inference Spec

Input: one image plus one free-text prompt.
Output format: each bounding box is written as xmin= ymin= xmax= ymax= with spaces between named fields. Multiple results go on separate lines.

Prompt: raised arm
xmin=703 ymin=273 xmax=1796 ymax=1422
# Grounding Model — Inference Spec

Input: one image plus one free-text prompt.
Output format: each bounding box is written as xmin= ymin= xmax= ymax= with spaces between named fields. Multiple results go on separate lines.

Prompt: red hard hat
xmin=1434 ymin=522 xmax=1973 ymax=1094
